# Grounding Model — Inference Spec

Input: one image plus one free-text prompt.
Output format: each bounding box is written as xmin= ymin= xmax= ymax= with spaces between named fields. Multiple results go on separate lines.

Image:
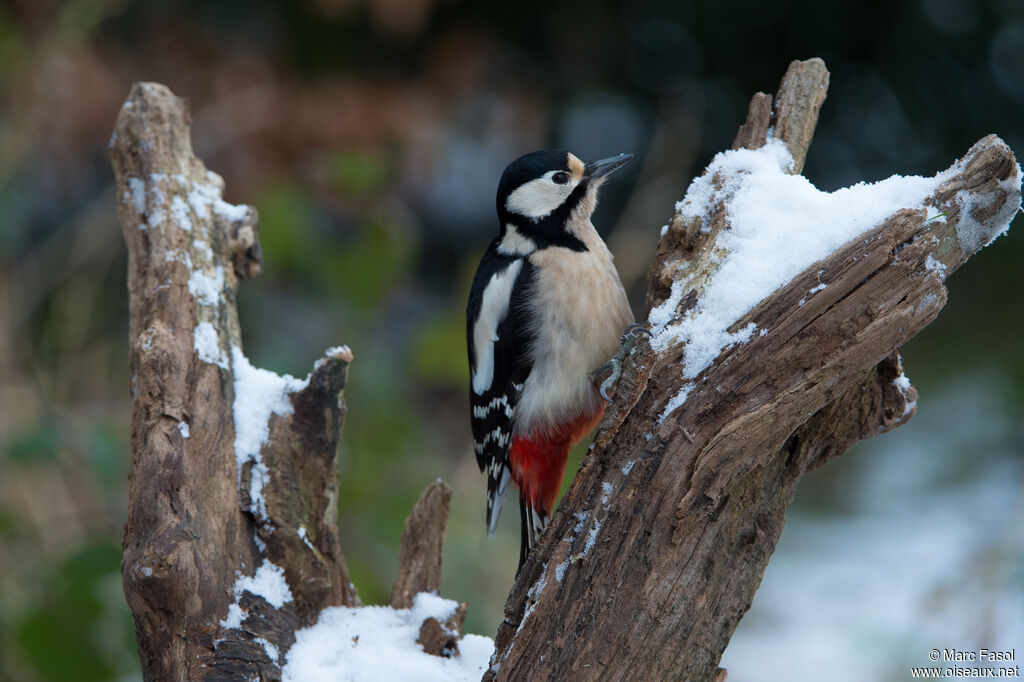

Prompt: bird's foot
xmin=598 ymin=324 xmax=653 ymax=402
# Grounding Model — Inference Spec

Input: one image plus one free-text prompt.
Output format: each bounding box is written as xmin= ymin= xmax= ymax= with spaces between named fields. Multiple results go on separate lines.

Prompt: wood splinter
xmin=391 ymin=479 xmax=467 ymax=657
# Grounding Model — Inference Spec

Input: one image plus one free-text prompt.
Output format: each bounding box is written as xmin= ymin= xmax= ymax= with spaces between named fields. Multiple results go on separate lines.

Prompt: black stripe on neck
xmin=499 ymin=183 xmax=590 ymax=252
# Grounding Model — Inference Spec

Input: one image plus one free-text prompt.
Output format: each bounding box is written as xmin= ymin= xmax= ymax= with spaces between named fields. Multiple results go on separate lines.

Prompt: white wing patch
xmin=471 ymin=259 xmax=523 ymax=395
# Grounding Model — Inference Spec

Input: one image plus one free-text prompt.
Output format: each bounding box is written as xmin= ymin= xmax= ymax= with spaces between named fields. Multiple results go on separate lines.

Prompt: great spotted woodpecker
xmin=467 ymin=150 xmax=636 ymax=570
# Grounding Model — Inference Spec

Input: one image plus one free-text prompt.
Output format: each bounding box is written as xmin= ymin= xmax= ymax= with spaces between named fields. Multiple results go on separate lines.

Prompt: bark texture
xmin=486 ymin=59 xmax=1020 ymax=681
xmin=113 ymin=82 xmax=357 ymax=681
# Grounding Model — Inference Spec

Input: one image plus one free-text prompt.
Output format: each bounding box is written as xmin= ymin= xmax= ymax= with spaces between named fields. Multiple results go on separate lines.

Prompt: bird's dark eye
xmin=552 ymin=172 xmax=569 ymax=185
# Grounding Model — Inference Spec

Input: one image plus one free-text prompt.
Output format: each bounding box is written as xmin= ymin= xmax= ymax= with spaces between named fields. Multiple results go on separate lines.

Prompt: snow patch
xmin=177 ymin=421 xmax=190 ymax=439
xmin=214 ymin=199 xmax=250 ymax=222
xmin=219 ymin=560 xmax=293 ymax=633
xmin=165 ymin=249 xmax=192 ymax=268
xmin=314 ymin=345 xmax=353 ymax=370
xmin=170 ymin=195 xmax=193 ymax=232
xmin=892 ymin=370 xmax=917 ymax=418
xmin=188 ymin=181 xmax=218 ymax=216
xmin=283 ymin=593 xmax=492 ymax=682
xmin=231 ymin=348 xmax=309 ymax=523
xmin=188 ymin=265 xmax=224 ymax=306
xmin=298 ymin=525 xmax=315 ymax=551
xmin=221 ymin=602 xmax=245 ymax=629
xmin=128 ymin=177 xmax=146 ymax=216
xmin=233 ymin=559 xmax=293 ymax=609
xmin=193 ymin=322 xmax=228 ymax=369
xmin=583 ymin=519 xmax=602 ymax=556
xmin=925 ymin=205 xmax=946 ymax=223
xmin=659 ymin=382 xmax=695 ymax=424
xmin=516 ymin=564 xmax=548 ymax=637
xmin=924 ymin=254 xmax=947 ymax=279
xmin=188 ymin=177 xmax=250 ymax=224
xmin=193 ymin=239 xmax=214 ymax=261
xmin=647 ymin=280 xmax=685 ymax=331
xmin=256 ymin=637 xmax=280 ymax=663
xmin=650 ymin=139 xmax=965 ymax=380
xmin=572 ymin=511 xmax=588 ymax=534
xmin=621 ymin=460 xmax=635 ymax=475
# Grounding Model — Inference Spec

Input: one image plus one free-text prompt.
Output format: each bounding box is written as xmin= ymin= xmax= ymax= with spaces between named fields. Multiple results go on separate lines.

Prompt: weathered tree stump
xmin=113 ymin=83 xmax=467 ymax=681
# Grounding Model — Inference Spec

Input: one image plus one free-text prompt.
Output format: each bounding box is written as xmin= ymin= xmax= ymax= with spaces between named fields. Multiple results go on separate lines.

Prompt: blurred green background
xmin=0 ymin=1 xmax=1021 ymax=680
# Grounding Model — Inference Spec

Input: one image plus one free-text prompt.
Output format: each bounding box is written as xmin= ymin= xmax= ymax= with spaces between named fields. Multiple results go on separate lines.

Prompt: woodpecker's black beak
xmin=584 ymin=153 xmax=634 ymax=180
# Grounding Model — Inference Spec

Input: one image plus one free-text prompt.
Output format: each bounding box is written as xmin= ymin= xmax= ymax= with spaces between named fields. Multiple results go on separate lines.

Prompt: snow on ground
xmin=648 ymin=139 xmax=1007 ymax=383
xmin=721 ymin=376 xmax=1024 ymax=681
xmin=282 ymin=592 xmax=494 ymax=682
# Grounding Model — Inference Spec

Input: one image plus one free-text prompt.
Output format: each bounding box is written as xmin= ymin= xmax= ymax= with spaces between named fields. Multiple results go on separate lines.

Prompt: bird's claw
xmin=622 ymin=323 xmax=653 ymax=342
xmin=599 ymin=368 xmax=618 ymax=402
xmin=599 ymin=324 xmax=652 ymax=402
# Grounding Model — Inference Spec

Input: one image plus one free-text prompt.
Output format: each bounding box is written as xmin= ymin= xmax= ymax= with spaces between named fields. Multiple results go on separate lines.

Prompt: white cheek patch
xmin=471 ymin=259 xmax=524 ymax=394
xmin=505 ymin=174 xmax=578 ymax=220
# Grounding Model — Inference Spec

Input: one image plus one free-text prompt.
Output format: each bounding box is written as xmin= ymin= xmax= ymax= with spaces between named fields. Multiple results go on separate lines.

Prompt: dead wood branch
xmin=391 ymin=480 xmax=468 ymax=657
xmin=486 ymin=58 xmax=1020 ymax=682
xmin=392 ymin=479 xmax=452 ymax=609
xmin=113 ymin=82 xmax=472 ymax=681
xmin=113 ymin=82 xmax=357 ymax=681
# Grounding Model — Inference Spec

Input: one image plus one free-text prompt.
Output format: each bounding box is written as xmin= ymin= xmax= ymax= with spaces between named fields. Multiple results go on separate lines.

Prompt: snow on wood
xmin=193 ymin=321 xmax=228 ymax=368
xmin=219 ymin=559 xmax=295 ymax=631
xmin=231 ymin=347 xmax=309 ymax=523
xmin=649 ymin=137 xmax=971 ymax=382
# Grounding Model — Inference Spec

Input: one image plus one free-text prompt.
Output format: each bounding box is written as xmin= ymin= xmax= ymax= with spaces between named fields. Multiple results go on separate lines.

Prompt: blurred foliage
xmin=328 ymin=150 xmax=391 ymax=198
xmin=0 ymin=0 xmax=1022 ymax=680
xmin=15 ymin=542 xmax=136 ymax=682
xmin=5 ymin=421 xmax=61 ymax=464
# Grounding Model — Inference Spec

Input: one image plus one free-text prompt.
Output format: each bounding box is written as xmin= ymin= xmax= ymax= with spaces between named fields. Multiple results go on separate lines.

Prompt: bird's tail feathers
xmin=516 ymin=495 xmax=550 ymax=574
xmin=486 ymin=465 xmax=511 ymax=539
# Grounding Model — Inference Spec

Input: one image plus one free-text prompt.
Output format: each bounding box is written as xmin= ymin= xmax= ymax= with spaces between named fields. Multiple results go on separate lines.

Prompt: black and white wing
xmin=467 ymin=248 xmax=534 ymax=537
